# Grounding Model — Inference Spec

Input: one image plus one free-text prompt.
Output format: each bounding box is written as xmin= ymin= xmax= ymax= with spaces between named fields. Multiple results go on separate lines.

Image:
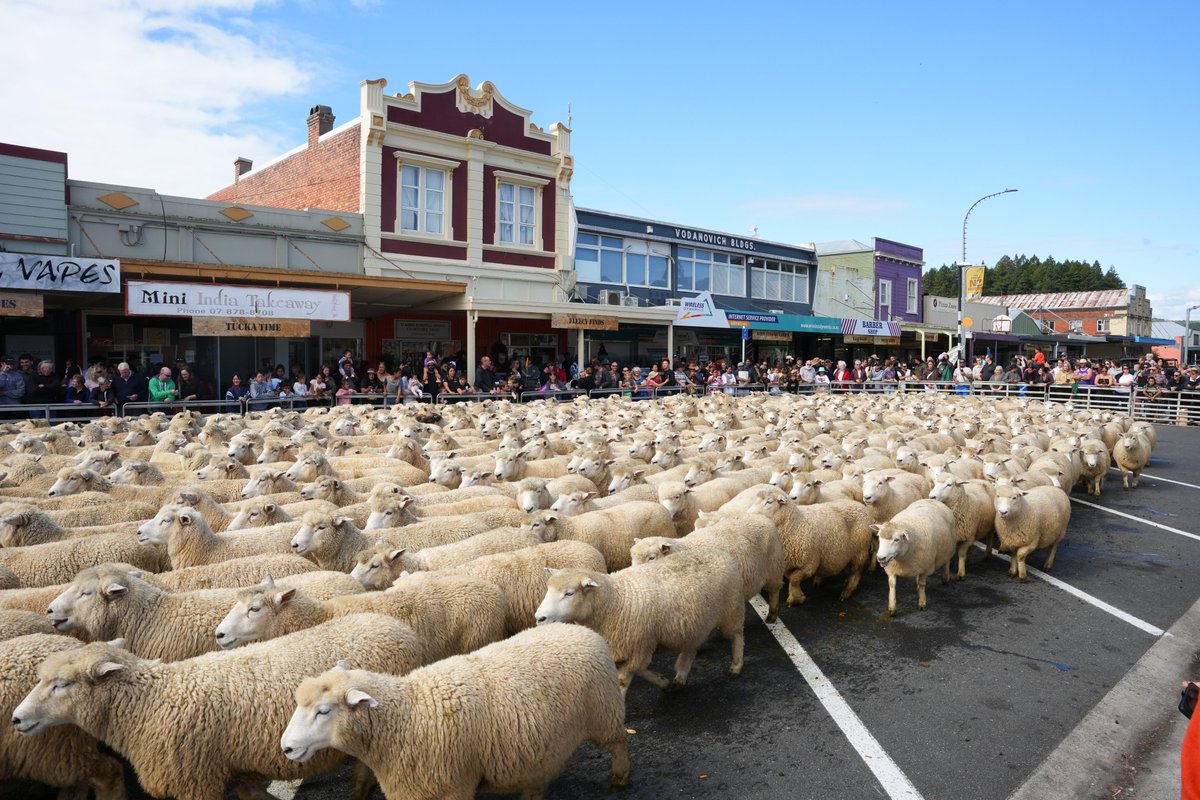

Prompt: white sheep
xmin=225 ymin=497 xmax=296 ymax=531
xmin=0 ymin=608 xmax=56 ymax=639
xmin=1078 ymin=439 xmax=1111 ymax=496
xmin=536 ymin=546 xmax=745 ymax=695
xmin=135 ymin=504 xmax=296 ymax=569
xmin=280 ymin=625 xmax=630 ymax=798
xmin=0 ymin=531 xmax=168 ymax=588
xmin=13 ymin=614 xmax=425 ymax=800
xmin=1 ymin=634 xmax=126 ymax=800
xmin=860 ymin=470 xmax=932 ymax=523
xmin=386 ymin=525 xmax=550 ymax=573
xmin=107 ymin=459 xmax=166 ymax=486
xmin=0 ymin=564 xmax=19 ymax=589
xmin=238 ymin=469 xmax=299 ymax=499
xmin=512 ymin=475 xmax=598 ymax=512
xmin=993 ymin=484 xmax=1071 ymax=581
xmin=1113 ymin=431 xmax=1151 ymax=490
xmin=872 ymin=499 xmax=959 ymax=614
xmin=927 ymin=474 xmax=996 ymax=579
xmin=523 ymin=501 xmax=676 ymax=572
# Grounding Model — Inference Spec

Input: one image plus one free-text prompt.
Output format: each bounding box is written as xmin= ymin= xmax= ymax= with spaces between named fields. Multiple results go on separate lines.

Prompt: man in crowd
xmin=474 ymin=355 xmax=499 ymax=393
xmin=0 ymin=356 xmax=26 ymax=405
xmin=111 ymin=362 xmax=148 ymax=410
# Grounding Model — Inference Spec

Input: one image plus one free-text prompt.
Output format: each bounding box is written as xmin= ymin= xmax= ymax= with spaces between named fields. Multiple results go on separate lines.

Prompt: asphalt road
xmin=11 ymin=425 xmax=1199 ymax=800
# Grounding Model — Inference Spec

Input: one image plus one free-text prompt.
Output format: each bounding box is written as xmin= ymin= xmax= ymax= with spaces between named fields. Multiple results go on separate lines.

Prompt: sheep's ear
xmin=92 ymin=660 xmax=126 ymax=679
xmin=107 ymin=638 xmax=127 ymax=649
xmin=398 ymin=496 xmax=415 ymax=510
xmin=544 ymin=567 xmax=558 ymax=576
xmin=658 ymin=541 xmax=673 ymax=554
xmin=103 ymin=582 xmax=128 ymax=598
xmin=276 ymin=588 xmax=298 ymax=606
xmin=896 ymin=531 xmax=909 ymax=542
xmin=869 ymin=524 xmax=882 ymax=536
xmin=131 ymin=462 xmax=147 ymax=473
xmin=264 ymin=502 xmax=277 ymax=514
xmin=584 ymin=491 xmax=598 ymax=501
xmin=81 ymin=471 xmax=94 ymax=483
xmin=224 ymin=462 xmax=237 ymax=473
xmin=333 ymin=515 xmax=351 ymax=528
xmin=582 ymin=577 xmax=599 ymax=590
xmin=335 ymin=659 xmax=351 ymax=671
xmin=386 ymin=549 xmax=405 ymax=563
xmin=884 ymin=475 xmax=895 ymax=483
xmin=178 ymin=490 xmax=199 ymax=504
xmin=633 ymin=469 xmax=645 ymax=479
xmin=262 ymin=573 xmax=276 ymax=586
xmin=345 ymin=688 xmax=379 ymax=709
xmin=178 ymin=510 xmax=194 ymax=526
xmin=545 ymin=513 xmax=559 ymax=523
xmin=605 ymin=458 xmax=616 ymax=466
xmin=1017 ymin=489 xmax=1029 ymax=497
xmin=331 ymin=479 xmax=342 ymax=490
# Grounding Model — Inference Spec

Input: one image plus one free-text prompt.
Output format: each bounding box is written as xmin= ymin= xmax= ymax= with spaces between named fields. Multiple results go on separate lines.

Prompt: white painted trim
xmin=483 ymin=243 xmax=553 ymax=259
xmin=1069 ymin=496 xmax=1200 ymax=542
xmin=749 ymin=596 xmax=925 ymax=800
xmin=492 ymin=169 xmax=550 ymax=187
xmin=392 ymin=150 xmax=461 ymax=170
xmin=380 ymin=231 xmax=464 ymax=245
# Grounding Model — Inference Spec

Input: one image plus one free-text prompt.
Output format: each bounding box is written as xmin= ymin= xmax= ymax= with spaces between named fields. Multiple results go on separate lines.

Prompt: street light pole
xmin=1184 ymin=304 xmax=1200 ymax=367
xmin=957 ymin=188 xmax=1018 ymax=362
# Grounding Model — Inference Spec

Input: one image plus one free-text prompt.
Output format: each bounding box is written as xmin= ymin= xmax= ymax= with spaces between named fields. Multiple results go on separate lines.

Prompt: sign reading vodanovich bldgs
xmin=0 ymin=253 xmax=120 ymax=293
xmin=125 ymin=280 xmax=351 ymax=321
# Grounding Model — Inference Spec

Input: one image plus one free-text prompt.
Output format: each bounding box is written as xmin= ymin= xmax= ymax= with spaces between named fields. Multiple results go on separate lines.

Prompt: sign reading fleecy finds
xmin=0 ymin=253 xmax=120 ymax=293
xmin=126 ymin=280 xmax=350 ymax=321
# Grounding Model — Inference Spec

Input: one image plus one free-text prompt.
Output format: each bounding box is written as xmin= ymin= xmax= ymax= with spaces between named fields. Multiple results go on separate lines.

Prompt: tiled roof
xmin=991 ymin=289 xmax=1130 ymax=311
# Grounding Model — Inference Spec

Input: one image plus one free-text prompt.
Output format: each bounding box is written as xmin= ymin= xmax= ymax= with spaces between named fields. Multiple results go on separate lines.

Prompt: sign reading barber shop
xmin=0 ymin=253 xmax=120 ymax=293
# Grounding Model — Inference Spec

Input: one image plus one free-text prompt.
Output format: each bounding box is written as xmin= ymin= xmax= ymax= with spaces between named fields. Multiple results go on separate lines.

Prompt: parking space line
xmin=1105 ymin=468 xmax=1200 ymax=491
xmin=1070 ymin=496 xmax=1200 ymax=542
xmin=969 ymin=543 xmax=1166 ymax=637
xmin=750 ymin=596 xmax=925 ymax=800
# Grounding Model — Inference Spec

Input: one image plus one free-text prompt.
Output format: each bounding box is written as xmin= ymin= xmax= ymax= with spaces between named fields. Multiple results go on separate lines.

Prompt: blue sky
xmin=5 ymin=1 xmax=1197 ymax=316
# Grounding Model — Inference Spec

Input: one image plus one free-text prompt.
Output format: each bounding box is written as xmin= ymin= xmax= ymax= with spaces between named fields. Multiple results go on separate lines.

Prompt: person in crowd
xmin=338 ymin=350 xmax=357 ymax=383
xmin=64 ymin=373 xmax=90 ymax=404
xmin=919 ymin=358 xmax=940 ymax=382
xmin=17 ymin=354 xmax=36 ymax=398
xmin=765 ymin=363 xmax=783 ymax=394
xmin=247 ymin=371 xmax=274 ymax=407
xmin=403 ymin=373 xmax=425 ymax=403
xmin=0 ymin=355 xmax=26 ymax=405
xmin=658 ymin=359 xmax=679 ymax=391
xmin=148 ymin=367 xmax=178 ymax=410
xmin=225 ymin=374 xmax=249 ymax=412
xmin=813 ymin=366 xmax=831 ymax=391
xmin=894 ymin=361 xmax=911 ymax=383
xmin=1138 ymin=375 xmax=1163 ymax=419
xmin=336 ymin=377 xmax=357 ymax=405
xmin=1093 ymin=365 xmax=1115 ymax=392
xmin=62 ymin=358 xmax=82 ymax=383
xmin=392 ymin=366 xmax=411 ymax=404
xmin=573 ymin=365 xmax=597 ymax=393
xmin=879 ymin=358 xmax=898 ymax=393
xmin=177 ymin=367 xmax=199 ymax=403
xmin=112 ymin=362 xmax=148 ymax=409
xmin=363 ymin=368 xmax=385 ymax=395
xmin=308 ymin=370 xmax=329 ymax=402
xmin=29 ymin=360 xmax=63 ymax=413
xmin=93 ymin=375 xmax=118 ymax=414
xmin=1075 ymin=358 xmax=1097 ymax=387
xmin=474 ymin=355 xmax=499 ymax=393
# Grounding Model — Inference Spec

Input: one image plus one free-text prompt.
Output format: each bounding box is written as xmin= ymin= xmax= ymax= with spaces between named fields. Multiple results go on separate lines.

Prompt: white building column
xmin=466 ymin=309 xmax=478 ymax=383
xmin=577 ymin=328 xmax=585 ymax=370
xmin=667 ymin=324 xmax=674 ymax=365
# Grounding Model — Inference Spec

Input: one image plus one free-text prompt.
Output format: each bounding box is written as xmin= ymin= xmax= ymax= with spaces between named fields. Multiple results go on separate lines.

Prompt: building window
xmin=575 ymin=234 xmax=669 ymax=288
xmin=399 ymin=165 xmax=445 ymax=235
xmin=1095 ymin=318 xmax=1106 ymax=332
xmin=1069 ymin=319 xmax=1083 ymax=332
xmin=678 ymin=248 xmax=745 ymax=295
xmin=878 ymin=279 xmax=892 ymax=315
xmin=749 ymin=259 xmax=807 ymax=302
xmin=498 ymin=182 xmax=537 ymax=246
xmin=906 ymin=277 xmax=919 ymax=314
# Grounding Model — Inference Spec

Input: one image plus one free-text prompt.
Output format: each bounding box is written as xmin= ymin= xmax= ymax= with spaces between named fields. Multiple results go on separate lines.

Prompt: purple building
xmin=871 ymin=238 xmax=924 ymax=324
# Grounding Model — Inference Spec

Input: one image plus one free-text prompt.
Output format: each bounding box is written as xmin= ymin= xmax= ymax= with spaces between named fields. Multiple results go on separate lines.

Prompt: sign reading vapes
xmin=0 ymin=253 xmax=120 ymax=293
xmin=126 ymin=280 xmax=350 ymax=321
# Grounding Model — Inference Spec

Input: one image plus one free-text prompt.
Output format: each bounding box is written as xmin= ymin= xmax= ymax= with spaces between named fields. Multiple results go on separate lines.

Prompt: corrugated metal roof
xmin=814 ymin=240 xmax=871 ymax=255
xmin=991 ymin=289 xmax=1130 ymax=311
xmin=1151 ymin=320 xmax=1186 ymax=339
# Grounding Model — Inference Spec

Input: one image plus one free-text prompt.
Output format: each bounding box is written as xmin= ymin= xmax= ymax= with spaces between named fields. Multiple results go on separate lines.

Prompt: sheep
xmin=513 ymin=475 xmax=600 ymax=512
xmin=407 ymin=493 xmax=517 ymax=518
xmin=195 ymin=456 xmax=250 ymax=481
xmin=1078 ymin=439 xmax=1111 ymax=497
xmin=386 ymin=525 xmax=550 ymax=573
xmin=0 ymin=453 xmax=50 ymax=487
xmin=0 ymin=564 xmax=18 ymax=589
xmin=993 ymin=484 xmax=1071 ymax=581
xmin=13 ymin=614 xmax=425 ymax=800
xmin=1113 ymin=431 xmax=1151 ymax=490
xmin=225 ymin=497 xmax=296 ymax=531
xmin=150 ymin=553 xmax=325 ymax=591
xmin=166 ymin=487 xmax=240 ymax=531
xmin=0 ymin=531 xmax=168 ymax=588
xmin=927 ymin=475 xmax=996 ymax=580
xmin=630 ymin=510 xmax=783 ymax=622
xmin=216 ymin=572 xmax=505 ymax=662
xmin=135 ymin=504 xmax=296 ymax=569
xmin=47 ymin=565 xmax=363 ymax=661
xmin=861 ymin=470 xmax=933 ymax=523
xmin=739 ymin=485 xmax=874 ymax=606
xmin=492 ymin=450 xmax=572 ymax=481
xmin=536 ymin=546 xmax=745 ymax=695
xmin=657 ymin=479 xmax=753 ymax=536
xmin=281 ymin=625 xmax=629 ymax=799
xmin=238 ymin=469 xmax=299 ymax=499
xmin=298 ymin=474 xmax=369 ymax=505
xmin=0 ymin=608 xmax=56 ymax=639
xmin=1 ymin=634 xmax=127 ymax=800
xmin=107 ymin=459 xmax=166 ymax=486
xmin=523 ymin=502 xmax=676 ymax=572
xmin=872 ymin=499 xmax=959 ymax=614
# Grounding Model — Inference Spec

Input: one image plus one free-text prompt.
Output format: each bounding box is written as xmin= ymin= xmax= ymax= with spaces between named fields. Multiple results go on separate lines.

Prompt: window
xmin=906 ymin=278 xmax=919 ymax=315
xmin=498 ymin=182 xmax=536 ymax=246
xmin=399 ymin=165 xmax=445 ymax=235
xmin=878 ymin=279 xmax=892 ymax=314
xmin=678 ymin=247 xmax=745 ymax=295
xmin=750 ymin=259 xmax=808 ymax=303
xmin=574 ymin=234 xmax=669 ymax=288
xmin=1095 ymin=318 xmax=1107 ymax=332
xmin=1069 ymin=319 xmax=1083 ymax=332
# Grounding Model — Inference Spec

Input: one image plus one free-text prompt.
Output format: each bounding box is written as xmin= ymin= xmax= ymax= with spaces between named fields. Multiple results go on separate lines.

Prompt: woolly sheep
xmin=13 ymin=614 xmax=424 ymax=800
xmin=238 ymin=469 xmax=299 ymax=499
xmin=657 ymin=479 xmax=753 ymax=537
xmin=872 ymin=499 xmax=958 ymax=614
xmin=523 ymin=501 xmax=676 ymax=572
xmin=927 ymin=475 xmax=996 ymax=580
xmin=0 ymin=608 xmax=56 ymax=639
xmin=1 ymin=634 xmax=126 ymax=800
xmin=861 ymin=470 xmax=933 ymax=523
xmin=536 ymin=546 xmax=745 ymax=695
xmin=226 ymin=497 xmax=295 ymax=531
xmin=739 ymin=485 xmax=874 ymax=606
xmin=993 ymin=485 xmax=1071 ymax=581
xmin=298 ymin=474 xmax=368 ymax=505
xmin=195 ymin=456 xmax=250 ymax=481
xmin=630 ymin=510 xmax=783 ymax=622
xmin=0 ymin=564 xmax=18 ymax=589
xmin=216 ymin=572 xmax=505 ymax=662
xmin=385 ymin=525 xmax=550 ymax=574
xmin=46 ymin=468 xmax=176 ymax=506
xmin=136 ymin=504 xmax=296 ymax=569
xmin=1078 ymin=439 xmax=1111 ymax=497
xmin=150 ymin=553 xmax=323 ymax=591
xmin=281 ymin=625 xmax=629 ymax=798
xmin=107 ymin=459 xmax=165 ymax=486
xmin=1113 ymin=432 xmax=1151 ymax=490
xmin=513 ymin=475 xmax=599 ymax=512
xmin=0 ymin=531 xmax=168 ymax=588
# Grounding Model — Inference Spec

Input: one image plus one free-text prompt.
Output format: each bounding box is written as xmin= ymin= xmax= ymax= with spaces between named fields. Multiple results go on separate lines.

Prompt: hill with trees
xmin=923 ymin=255 xmax=1125 ymax=298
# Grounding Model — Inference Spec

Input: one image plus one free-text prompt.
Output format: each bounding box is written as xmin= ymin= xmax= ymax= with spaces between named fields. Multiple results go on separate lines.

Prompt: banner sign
xmin=0 ymin=253 xmax=120 ymax=293
xmin=964 ymin=266 xmax=986 ymax=302
xmin=193 ymin=317 xmax=312 ymax=337
xmin=672 ymin=291 xmax=729 ymax=329
xmin=752 ymin=329 xmax=792 ymax=342
xmin=126 ymin=280 xmax=350 ymax=321
xmin=841 ymin=318 xmax=902 ymax=337
xmin=394 ymin=320 xmax=451 ymax=340
xmin=844 ymin=334 xmax=902 ymax=345
xmin=551 ymin=312 xmax=619 ymax=331
xmin=0 ymin=292 xmax=44 ymax=317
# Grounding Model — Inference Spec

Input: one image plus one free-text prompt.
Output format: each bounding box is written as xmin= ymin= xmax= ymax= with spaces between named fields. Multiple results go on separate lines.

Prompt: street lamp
xmin=1184 ymin=304 xmax=1200 ymax=367
xmin=957 ymin=188 xmax=1018 ymax=361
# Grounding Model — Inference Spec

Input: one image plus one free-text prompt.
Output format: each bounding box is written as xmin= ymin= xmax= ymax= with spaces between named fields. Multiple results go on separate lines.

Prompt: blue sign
xmin=742 ymin=326 xmax=749 ymax=341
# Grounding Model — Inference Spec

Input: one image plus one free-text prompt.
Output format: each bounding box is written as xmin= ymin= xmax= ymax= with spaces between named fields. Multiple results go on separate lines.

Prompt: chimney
xmin=234 ymin=157 xmax=252 ymax=178
xmin=307 ymin=104 xmax=335 ymax=147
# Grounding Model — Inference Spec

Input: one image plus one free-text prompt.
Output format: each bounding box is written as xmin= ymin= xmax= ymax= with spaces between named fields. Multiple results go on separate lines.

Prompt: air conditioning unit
xmin=622 ymin=295 xmax=640 ymax=307
xmin=598 ymin=289 xmax=623 ymax=305
xmin=665 ymin=298 xmax=683 ymax=307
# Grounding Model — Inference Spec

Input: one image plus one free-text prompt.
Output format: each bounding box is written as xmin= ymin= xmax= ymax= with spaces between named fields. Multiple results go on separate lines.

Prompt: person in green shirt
xmin=147 ymin=367 xmax=178 ymax=409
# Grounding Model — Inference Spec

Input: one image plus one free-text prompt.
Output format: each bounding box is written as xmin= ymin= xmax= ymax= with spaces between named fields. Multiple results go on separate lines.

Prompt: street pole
xmin=1185 ymin=304 xmax=1200 ymax=367
xmin=957 ymin=188 xmax=1018 ymax=364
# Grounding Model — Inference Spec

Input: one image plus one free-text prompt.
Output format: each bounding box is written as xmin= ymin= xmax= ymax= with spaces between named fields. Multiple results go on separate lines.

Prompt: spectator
xmin=573 ymin=365 xmax=596 ymax=393
xmin=308 ymin=370 xmax=329 ymax=402
xmin=62 ymin=359 xmax=82 ymax=383
xmin=402 ymin=374 xmax=424 ymax=404
xmin=148 ymin=367 xmax=178 ymax=409
xmin=364 ymin=368 xmax=385 ymax=396
xmin=64 ymin=373 xmax=91 ymax=405
xmin=93 ymin=376 xmax=118 ymax=415
xmin=247 ymin=372 xmax=274 ymax=407
xmin=1138 ymin=375 xmax=1163 ymax=419
xmin=919 ymin=358 xmax=940 ymax=382
xmin=0 ymin=355 xmax=26 ymax=405
xmin=813 ymin=366 xmax=831 ymax=391
xmin=474 ymin=356 xmax=499 ymax=393
xmin=177 ymin=367 xmax=199 ymax=402
xmin=225 ymin=374 xmax=249 ymax=413
xmin=29 ymin=360 xmax=62 ymax=413
xmin=336 ymin=377 xmax=357 ymax=405
xmin=111 ymin=362 xmax=148 ymax=410
xmin=17 ymin=354 xmax=36 ymax=399
xmin=338 ymin=350 xmax=357 ymax=383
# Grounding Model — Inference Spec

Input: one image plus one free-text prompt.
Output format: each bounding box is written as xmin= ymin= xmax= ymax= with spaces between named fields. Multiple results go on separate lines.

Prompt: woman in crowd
xmin=308 ymin=369 xmax=329 ymax=402
xmin=177 ymin=367 xmax=199 ymax=403
xmin=225 ymin=374 xmax=249 ymax=412
xmin=93 ymin=375 xmax=118 ymax=415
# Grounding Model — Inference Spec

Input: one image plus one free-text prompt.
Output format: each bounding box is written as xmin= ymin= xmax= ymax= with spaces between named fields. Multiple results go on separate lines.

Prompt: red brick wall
xmin=207 ymin=124 xmax=361 ymax=212
xmin=1039 ymin=309 xmax=1117 ymax=335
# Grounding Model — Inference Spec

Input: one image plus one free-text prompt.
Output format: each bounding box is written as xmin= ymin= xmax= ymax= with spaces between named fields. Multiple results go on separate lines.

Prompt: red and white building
xmin=992 ymin=286 xmax=1153 ymax=338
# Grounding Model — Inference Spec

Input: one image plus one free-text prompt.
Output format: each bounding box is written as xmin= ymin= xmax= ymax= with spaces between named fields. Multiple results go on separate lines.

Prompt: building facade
xmin=815 ymin=238 xmax=924 ymax=324
xmin=993 ymin=286 xmax=1153 ymax=338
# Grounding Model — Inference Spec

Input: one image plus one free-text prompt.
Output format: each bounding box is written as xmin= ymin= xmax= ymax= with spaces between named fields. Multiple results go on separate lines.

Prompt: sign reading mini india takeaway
xmin=0 ymin=253 xmax=121 ymax=293
xmin=125 ymin=280 xmax=351 ymax=321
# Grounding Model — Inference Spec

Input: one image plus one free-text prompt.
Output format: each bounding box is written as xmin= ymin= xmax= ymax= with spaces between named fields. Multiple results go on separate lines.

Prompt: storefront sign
xmin=393 ymin=320 xmax=451 ymax=340
xmin=673 ymin=292 xmax=730 ymax=329
xmin=751 ymin=329 xmax=792 ymax=342
xmin=841 ymin=318 xmax=902 ymax=337
xmin=193 ymin=317 xmax=312 ymax=337
xmin=844 ymin=334 xmax=901 ymax=345
xmin=0 ymin=253 xmax=120 ymax=293
xmin=126 ymin=280 xmax=350 ymax=321
xmin=671 ymin=228 xmax=758 ymax=252
xmin=551 ymin=312 xmax=619 ymax=331
xmin=0 ymin=292 xmax=44 ymax=317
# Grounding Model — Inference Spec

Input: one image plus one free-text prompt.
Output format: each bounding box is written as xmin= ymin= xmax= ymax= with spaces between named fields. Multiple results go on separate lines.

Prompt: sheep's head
xmin=282 ymin=663 xmax=375 ymax=763
xmin=656 ymin=482 xmax=692 ymax=520
xmin=108 ymin=461 xmax=154 ymax=486
xmin=292 ymin=512 xmax=355 ymax=556
xmin=549 ymin=491 xmax=596 ymax=517
xmin=682 ymin=462 xmax=712 ymax=488
xmin=214 ymin=576 xmax=296 ymax=648
xmin=349 ymin=541 xmax=406 ymax=590
xmin=12 ymin=641 xmax=134 ymax=736
xmin=994 ymin=485 xmax=1028 ymax=520
xmin=227 ymin=499 xmax=288 ymax=531
xmin=47 ymin=565 xmax=146 ymax=635
xmin=629 ymin=536 xmax=679 ymax=566
xmin=48 ymin=468 xmax=107 ymax=498
xmin=535 ymin=567 xmax=601 ymax=626
xmin=137 ymin=504 xmax=201 ymax=545
xmin=928 ymin=476 xmax=965 ymax=503
xmin=0 ymin=507 xmax=44 ymax=548
xmin=521 ymin=511 xmax=558 ymax=542
xmin=871 ymin=522 xmax=913 ymax=568
xmin=363 ymin=495 xmax=414 ymax=531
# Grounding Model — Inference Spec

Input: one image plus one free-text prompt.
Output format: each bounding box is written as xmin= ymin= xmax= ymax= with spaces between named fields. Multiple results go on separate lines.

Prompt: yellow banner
xmin=964 ymin=266 xmax=986 ymax=302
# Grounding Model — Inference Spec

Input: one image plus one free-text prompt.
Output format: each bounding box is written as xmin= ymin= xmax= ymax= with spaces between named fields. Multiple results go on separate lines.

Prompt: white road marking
xmin=750 ymin=596 xmax=924 ymax=800
xmin=970 ymin=543 xmax=1167 ymax=637
xmin=1107 ymin=469 xmax=1200 ymax=491
xmin=1070 ymin=496 xmax=1200 ymax=542
xmin=267 ymin=779 xmax=301 ymax=800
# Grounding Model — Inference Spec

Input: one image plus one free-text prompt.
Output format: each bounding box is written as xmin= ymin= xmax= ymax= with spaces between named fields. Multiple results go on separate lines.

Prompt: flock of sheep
xmin=0 ymin=389 xmax=1157 ymax=800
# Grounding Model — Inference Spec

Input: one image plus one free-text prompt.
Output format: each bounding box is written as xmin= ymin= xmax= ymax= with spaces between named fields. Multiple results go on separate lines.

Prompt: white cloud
xmin=739 ymin=193 xmax=910 ymax=219
xmin=0 ymin=0 xmax=312 ymax=196
xmin=1148 ymin=285 xmax=1200 ymax=321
